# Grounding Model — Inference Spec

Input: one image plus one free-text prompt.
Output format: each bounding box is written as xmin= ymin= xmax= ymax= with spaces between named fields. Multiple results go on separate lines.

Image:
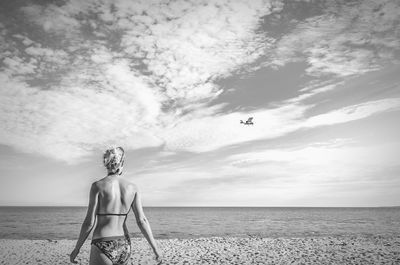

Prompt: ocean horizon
xmin=1 ymin=206 xmax=399 ymax=240
xmin=1 ymin=205 xmax=399 ymax=207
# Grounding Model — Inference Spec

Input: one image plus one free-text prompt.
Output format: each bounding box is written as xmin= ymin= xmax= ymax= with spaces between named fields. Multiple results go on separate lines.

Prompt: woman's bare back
xmin=92 ymin=176 xmax=137 ymax=239
xmin=70 ymin=147 xmax=161 ymax=264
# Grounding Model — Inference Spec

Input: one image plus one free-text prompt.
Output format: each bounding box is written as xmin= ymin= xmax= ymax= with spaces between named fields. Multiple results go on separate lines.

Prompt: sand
xmin=1 ymin=236 xmax=399 ymax=264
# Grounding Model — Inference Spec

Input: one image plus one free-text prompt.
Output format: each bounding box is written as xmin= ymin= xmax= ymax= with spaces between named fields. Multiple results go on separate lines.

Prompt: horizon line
xmin=0 ymin=205 xmax=399 ymax=208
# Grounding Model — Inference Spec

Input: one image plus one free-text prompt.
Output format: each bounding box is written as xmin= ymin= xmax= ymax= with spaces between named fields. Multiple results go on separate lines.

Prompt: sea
xmin=0 ymin=207 xmax=399 ymax=240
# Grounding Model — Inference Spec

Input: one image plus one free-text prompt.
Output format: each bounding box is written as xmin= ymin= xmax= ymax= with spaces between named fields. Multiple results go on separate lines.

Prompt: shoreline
xmin=1 ymin=233 xmax=400 ymax=241
xmin=1 ymin=235 xmax=400 ymax=264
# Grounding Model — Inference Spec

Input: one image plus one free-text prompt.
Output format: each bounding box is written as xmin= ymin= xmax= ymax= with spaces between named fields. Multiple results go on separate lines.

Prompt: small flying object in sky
xmin=240 ymin=117 xmax=254 ymax=125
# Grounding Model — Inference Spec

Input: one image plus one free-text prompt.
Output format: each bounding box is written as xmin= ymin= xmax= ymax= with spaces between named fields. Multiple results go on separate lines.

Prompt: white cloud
xmin=271 ymin=0 xmax=400 ymax=77
xmin=2 ymin=56 xmax=36 ymax=75
xmin=228 ymin=141 xmax=352 ymax=168
xmin=12 ymin=34 xmax=34 ymax=46
xmin=225 ymin=140 xmax=400 ymax=184
xmin=159 ymin=97 xmax=400 ymax=153
xmin=21 ymin=0 xmax=282 ymax=105
xmin=21 ymin=3 xmax=81 ymax=35
xmin=24 ymin=46 xmax=68 ymax=63
xmin=133 ymin=138 xmax=400 ymax=206
xmin=118 ymin=0 xmax=281 ymax=104
xmin=0 ymin=61 xmax=164 ymax=162
xmin=162 ymin=104 xmax=309 ymax=152
xmin=304 ymin=98 xmax=400 ymax=127
xmin=287 ymin=81 xmax=343 ymax=103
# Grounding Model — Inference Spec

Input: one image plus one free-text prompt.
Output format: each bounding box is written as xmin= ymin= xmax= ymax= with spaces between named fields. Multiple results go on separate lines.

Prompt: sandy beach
xmin=1 ymin=236 xmax=399 ymax=265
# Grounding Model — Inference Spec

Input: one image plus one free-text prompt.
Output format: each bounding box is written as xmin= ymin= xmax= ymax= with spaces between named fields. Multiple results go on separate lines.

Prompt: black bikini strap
xmin=97 ymin=208 xmax=131 ymax=216
xmin=96 ymin=203 xmax=132 ymax=216
xmin=97 ymin=213 xmax=128 ymax=216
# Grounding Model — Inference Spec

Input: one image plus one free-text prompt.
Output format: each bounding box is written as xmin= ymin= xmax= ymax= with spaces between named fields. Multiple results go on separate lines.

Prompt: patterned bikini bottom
xmin=92 ymin=235 xmax=131 ymax=265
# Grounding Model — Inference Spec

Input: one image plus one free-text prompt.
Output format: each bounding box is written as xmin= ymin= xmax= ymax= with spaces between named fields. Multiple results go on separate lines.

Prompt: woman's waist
xmin=91 ymin=234 xmax=130 ymax=244
xmin=92 ymin=225 xmax=128 ymax=240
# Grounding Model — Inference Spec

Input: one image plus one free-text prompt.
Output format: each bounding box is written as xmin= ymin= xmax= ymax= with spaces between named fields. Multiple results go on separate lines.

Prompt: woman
xmin=70 ymin=147 xmax=162 ymax=265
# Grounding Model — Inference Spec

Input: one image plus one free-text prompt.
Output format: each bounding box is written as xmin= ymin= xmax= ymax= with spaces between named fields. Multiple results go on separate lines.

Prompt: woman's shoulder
xmin=91 ymin=176 xmax=138 ymax=191
xmin=119 ymin=178 xmax=138 ymax=191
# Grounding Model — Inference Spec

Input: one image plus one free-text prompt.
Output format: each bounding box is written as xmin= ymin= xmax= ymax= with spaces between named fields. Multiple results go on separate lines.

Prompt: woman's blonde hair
xmin=103 ymin=147 xmax=125 ymax=175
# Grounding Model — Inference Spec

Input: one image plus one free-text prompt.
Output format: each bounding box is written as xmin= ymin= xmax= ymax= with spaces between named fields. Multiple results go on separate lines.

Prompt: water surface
xmin=0 ymin=207 xmax=399 ymax=240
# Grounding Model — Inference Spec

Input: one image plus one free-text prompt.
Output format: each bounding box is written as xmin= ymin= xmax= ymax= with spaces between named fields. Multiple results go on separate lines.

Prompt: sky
xmin=0 ymin=0 xmax=399 ymax=207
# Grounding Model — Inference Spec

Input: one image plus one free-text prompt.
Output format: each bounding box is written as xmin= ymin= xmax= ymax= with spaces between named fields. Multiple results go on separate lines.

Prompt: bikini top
xmin=97 ymin=207 xmax=131 ymax=216
xmin=97 ymin=213 xmax=128 ymax=216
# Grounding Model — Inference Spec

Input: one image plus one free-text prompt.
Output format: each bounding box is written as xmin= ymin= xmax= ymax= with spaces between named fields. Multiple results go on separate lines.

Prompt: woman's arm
xmin=70 ymin=183 xmax=99 ymax=263
xmin=132 ymin=189 xmax=161 ymax=260
xmin=123 ymin=221 xmax=129 ymax=238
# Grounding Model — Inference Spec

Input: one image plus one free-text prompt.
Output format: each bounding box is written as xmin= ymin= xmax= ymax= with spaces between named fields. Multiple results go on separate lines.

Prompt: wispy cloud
xmin=160 ymin=97 xmax=400 ymax=153
xmin=304 ymin=98 xmax=400 ymax=127
xmin=21 ymin=0 xmax=283 ymax=104
xmin=270 ymin=0 xmax=400 ymax=77
xmin=132 ymin=137 xmax=400 ymax=206
xmin=224 ymin=138 xmax=400 ymax=185
xmin=286 ymin=81 xmax=343 ymax=103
